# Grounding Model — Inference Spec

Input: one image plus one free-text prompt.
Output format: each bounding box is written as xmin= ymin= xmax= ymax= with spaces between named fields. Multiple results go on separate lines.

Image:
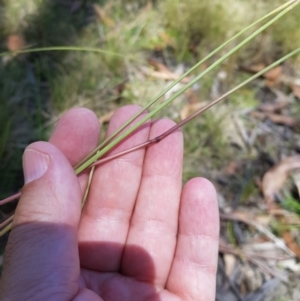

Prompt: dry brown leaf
xmin=6 ymin=34 xmax=26 ymax=51
xmin=245 ymin=63 xmax=266 ymax=74
xmin=93 ymin=4 xmax=115 ymax=27
xmin=180 ymin=102 xmax=202 ymax=120
xmin=222 ymin=161 xmax=240 ymax=175
xmin=185 ymin=89 xmax=199 ymax=104
xmin=250 ymin=111 xmax=266 ymax=120
xmin=258 ymin=101 xmax=289 ymax=113
xmin=251 ymin=110 xmax=298 ymax=127
xmin=262 ymin=155 xmax=300 ymax=207
xmin=99 ymin=110 xmax=115 ymax=125
xmin=243 ymin=64 xmax=282 ymax=81
xmin=264 ymin=66 xmax=282 ymax=82
xmin=292 ymin=84 xmax=300 ymax=99
xmin=282 ymin=232 xmax=300 ymax=259
xmin=265 ymin=112 xmax=298 ymax=127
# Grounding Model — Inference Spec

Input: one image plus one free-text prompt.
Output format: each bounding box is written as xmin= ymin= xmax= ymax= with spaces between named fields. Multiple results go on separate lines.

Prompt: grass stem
xmin=90 ymin=46 xmax=300 ymax=168
xmin=74 ymin=0 xmax=297 ymax=169
xmin=75 ymin=0 xmax=300 ymax=175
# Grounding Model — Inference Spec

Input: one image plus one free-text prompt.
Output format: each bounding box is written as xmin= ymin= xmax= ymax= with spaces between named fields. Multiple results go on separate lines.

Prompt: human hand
xmin=0 ymin=105 xmax=219 ymax=301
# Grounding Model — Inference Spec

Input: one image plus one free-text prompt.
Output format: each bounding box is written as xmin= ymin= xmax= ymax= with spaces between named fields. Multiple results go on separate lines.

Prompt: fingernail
xmin=23 ymin=149 xmax=50 ymax=184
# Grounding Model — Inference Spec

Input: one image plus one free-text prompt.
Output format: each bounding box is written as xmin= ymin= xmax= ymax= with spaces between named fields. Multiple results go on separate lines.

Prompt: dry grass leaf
xmin=141 ymin=66 xmax=188 ymax=83
xmin=262 ymin=155 xmax=300 ymax=207
xmin=224 ymin=254 xmax=236 ymax=276
xmin=255 ymin=215 xmax=272 ymax=227
xmin=6 ymin=34 xmax=26 ymax=51
xmin=146 ymin=59 xmax=191 ymax=84
xmin=93 ymin=4 xmax=115 ymax=27
xmin=271 ymin=208 xmax=300 ymax=225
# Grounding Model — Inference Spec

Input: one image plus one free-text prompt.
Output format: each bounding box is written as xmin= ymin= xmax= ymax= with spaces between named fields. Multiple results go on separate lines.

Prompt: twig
xmin=0 ymin=192 xmax=21 ymax=205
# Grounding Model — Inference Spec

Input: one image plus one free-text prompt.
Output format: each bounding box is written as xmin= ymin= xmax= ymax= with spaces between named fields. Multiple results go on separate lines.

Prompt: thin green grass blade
xmin=0 ymin=46 xmax=128 ymax=58
xmin=75 ymin=0 xmax=297 ymax=168
xmin=176 ymin=46 xmax=300 ymax=126
xmin=75 ymin=44 xmax=300 ymax=174
xmin=86 ymin=46 xmax=300 ymax=169
xmin=75 ymin=0 xmax=300 ymax=174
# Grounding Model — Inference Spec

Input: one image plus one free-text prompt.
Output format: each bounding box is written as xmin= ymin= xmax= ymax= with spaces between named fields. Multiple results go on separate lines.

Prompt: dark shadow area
xmin=80 ymin=243 xmax=161 ymax=300
xmin=0 ymin=222 xmax=161 ymax=300
xmin=0 ymin=0 xmax=101 ymax=202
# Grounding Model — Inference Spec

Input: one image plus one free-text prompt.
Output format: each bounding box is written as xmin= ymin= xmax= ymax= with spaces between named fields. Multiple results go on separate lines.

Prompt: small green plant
xmin=282 ymin=192 xmax=300 ymax=215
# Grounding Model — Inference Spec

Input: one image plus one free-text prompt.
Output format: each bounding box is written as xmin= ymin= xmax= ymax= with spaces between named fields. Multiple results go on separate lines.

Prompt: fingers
xmin=49 ymin=107 xmax=100 ymax=166
xmin=49 ymin=108 xmax=100 ymax=194
xmin=122 ymin=119 xmax=183 ymax=286
xmin=0 ymin=142 xmax=82 ymax=299
xmin=166 ymin=178 xmax=219 ymax=301
xmin=78 ymin=105 xmax=151 ymax=271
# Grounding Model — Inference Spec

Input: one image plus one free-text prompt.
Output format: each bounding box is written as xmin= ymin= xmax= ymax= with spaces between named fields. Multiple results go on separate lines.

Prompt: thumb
xmin=0 ymin=142 xmax=82 ymax=300
xmin=15 ymin=141 xmax=82 ymax=226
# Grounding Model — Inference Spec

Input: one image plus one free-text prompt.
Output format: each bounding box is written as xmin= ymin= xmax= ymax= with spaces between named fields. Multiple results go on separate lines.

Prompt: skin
xmin=0 ymin=105 xmax=219 ymax=301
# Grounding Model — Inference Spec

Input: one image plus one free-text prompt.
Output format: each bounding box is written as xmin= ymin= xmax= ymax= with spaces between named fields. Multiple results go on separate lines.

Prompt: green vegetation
xmin=0 ymin=0 xmax=299 ymax=197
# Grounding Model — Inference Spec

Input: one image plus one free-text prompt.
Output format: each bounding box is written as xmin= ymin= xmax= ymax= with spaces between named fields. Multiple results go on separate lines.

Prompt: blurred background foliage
xmin=1 ymin=0 xmax=299 ymax=199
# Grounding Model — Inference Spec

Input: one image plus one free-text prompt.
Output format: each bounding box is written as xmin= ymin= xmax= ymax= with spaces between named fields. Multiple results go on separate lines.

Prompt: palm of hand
xmin=0 ymin=106 xmax=219 ymax=301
